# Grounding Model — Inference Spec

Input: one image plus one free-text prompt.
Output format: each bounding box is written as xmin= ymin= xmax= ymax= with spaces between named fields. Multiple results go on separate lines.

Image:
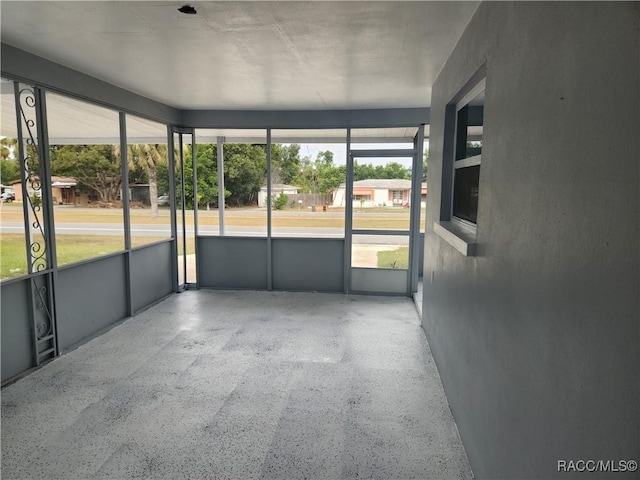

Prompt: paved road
xmin=0 ymin=222 xmax=411 ymax=244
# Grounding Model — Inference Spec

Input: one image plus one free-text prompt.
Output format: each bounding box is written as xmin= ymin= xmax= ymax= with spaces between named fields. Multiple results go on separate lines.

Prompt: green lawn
xmin=1 ymin=234 xmax=193 ymax=280
xmin=377 ymin=246 xmax=409 ymax=269
xmin=0 ymin=234 xmax=28 ymax=278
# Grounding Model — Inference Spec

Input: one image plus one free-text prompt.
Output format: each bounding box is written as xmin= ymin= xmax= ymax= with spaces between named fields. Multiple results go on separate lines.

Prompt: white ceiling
xmin=0 ymin=1 xmax=479 ymax=110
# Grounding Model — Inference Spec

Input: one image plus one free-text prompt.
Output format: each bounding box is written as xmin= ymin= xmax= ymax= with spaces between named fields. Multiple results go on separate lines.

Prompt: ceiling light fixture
xmin=178 ymin=5 xmax=197 ymax=14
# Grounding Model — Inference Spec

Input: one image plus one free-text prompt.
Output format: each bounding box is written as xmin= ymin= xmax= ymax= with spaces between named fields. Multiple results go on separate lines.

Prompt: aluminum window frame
xmin=451 ymin=79 xmax=485 ymax=231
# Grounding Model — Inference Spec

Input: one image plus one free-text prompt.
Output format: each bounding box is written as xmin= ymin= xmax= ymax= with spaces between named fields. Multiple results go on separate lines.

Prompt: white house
xmin=332 ymin=179 xmax=427 ymax=208
xmin=257 ymin=184 xmax=298 ymax=207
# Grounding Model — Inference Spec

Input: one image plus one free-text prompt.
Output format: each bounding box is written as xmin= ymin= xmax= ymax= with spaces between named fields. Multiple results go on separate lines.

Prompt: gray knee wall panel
xmin=272 ymin=238 xmax=344 ymax=292
xmin=198 ymin=236 xmax=268 ymax=290
xmin=56 ymin=254 xmax=128 ymax=351
xmin=1 ymin=279 xmax=33 ymax=383
xmin=131 ymin=241 xmax=173 ymax=312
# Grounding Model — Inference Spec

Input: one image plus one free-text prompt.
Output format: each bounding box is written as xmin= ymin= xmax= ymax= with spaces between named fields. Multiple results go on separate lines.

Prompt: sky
xmin=297 ymin=141 xmax=429 ymax=168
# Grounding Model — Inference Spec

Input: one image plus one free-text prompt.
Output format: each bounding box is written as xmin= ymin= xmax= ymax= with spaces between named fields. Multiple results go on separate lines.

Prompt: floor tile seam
xmin=253 ymin=360 xmax=328 ymax=479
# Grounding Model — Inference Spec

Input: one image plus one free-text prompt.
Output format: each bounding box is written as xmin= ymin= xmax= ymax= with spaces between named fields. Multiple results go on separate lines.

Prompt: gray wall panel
xmin=184 ymin=108 xmax=429 ymax=129
xmin=272 ymin=238 xmax=344 ymax=292
xmin=1 ymin=279 xmax=33 ymax=382
xmin=131 ymin=241 xmax=173 ymax=313
xmin=198 ymin=237 xmax=267 ymax=289
xmin=351 ymin=268 xmax=407 ymax=295
xmin=424 ymin=3 xmax=639 ymax=478
xmin=57 ymin=255 xmax=128 ymax=351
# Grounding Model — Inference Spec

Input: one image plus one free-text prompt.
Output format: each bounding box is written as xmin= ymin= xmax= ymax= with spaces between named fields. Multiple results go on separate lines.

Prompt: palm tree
xmin=128 ymin=144 xmax=168 ymax=218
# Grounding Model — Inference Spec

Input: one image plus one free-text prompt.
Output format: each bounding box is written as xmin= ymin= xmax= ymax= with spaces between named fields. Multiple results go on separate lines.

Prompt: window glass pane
xmin=1 ymin=78 xmax=28 ymax=280
xmin=456 ymin=95 xmax=484 ymax=160
xmin=352 ymin=234 xmax=409 ymax=270
xmin=350 ymin=156 xmax=414 ymax=232
xmin=349 ymin=128 xmax=416 ymax=233
xmin=421 ymin=141 xmax=429 ymax=233
xmin=271 ymin=129 xmax=346 ymax=238
xmin=195 ymin=129 xmax=267 ymax=237
xmin=46 ymin=92 xmax=124 ymax=266
xmin=453 ymin=165 xmax=480 ymax=224
xmin=126 ymin=115 xmax=171 ymax=248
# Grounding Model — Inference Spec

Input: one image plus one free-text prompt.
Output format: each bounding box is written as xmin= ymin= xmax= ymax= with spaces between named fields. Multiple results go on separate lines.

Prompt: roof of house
xmin=260 ymin=184 xmax=298 ymax=191
xmin=10 ymin=175 xmax=77 ymax=186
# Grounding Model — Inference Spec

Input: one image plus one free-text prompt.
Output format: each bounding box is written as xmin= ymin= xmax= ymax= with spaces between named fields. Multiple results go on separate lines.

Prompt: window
xmin=435 ymin=76 xmax=484 ymax=256
xmin=391 ymin=189 xmax=404 ymax=204
xmin=126 ymin=115 xmax=171 ymax=248
xmin=45 ymin=92 xmax=125 ymax=266
xmin=452 ymin=79 xmax=484 ymax=226
xmin=270 ymin=129 xmax=346 ymax=238
xmin=0 ymin=78 xmax=28 ymax=280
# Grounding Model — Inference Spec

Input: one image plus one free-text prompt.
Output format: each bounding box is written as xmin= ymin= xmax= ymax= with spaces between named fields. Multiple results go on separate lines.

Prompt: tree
xmin=1 ymin=159 xmax=20 ymax=184
xmin=223 ymin=144 xmax=267 ymax=206
xmin=313 ymin=151 xmax=344 ymax=194
xmin=181 ymin=143 xmax=267 ymax=209
xmin=128 ymin=144 xmax=168 ymax=217
xmin=183 ymin=143 xmax=219 ymax=209
xmin=1 ymin=137 xmax=17 ymax=161
xmin=50 ymin=144 xmax=122 ymax=202
xmin=1 ymin=138 xmax=20 ymax=184
xmin=271 ymin=144 xmax=301 ymax=185
xmin=423 ymin=148 xmax=429 ymax=183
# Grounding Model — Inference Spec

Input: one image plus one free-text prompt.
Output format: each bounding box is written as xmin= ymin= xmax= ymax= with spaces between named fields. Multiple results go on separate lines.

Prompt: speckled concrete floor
xmin=1 ymin=290 xmax=471 ymax=480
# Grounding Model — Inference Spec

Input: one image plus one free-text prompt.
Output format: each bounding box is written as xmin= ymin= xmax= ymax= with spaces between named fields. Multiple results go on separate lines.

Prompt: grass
xmin=1 ymin=234 xmax=28 ymax=278
xmin=0 ymin=204 xmax=425 ymax=230
xmin=0 ymin=203 xmax=421 ymax=279
xmin=377 ymin=246 xmax=409 ymax=269
xmin=1 ymin=233 xmax=195 ymax=280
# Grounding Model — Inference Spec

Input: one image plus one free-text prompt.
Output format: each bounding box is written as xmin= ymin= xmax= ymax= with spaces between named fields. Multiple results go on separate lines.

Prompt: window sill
xmin=433 ymin=221 xmax=476 ymax=256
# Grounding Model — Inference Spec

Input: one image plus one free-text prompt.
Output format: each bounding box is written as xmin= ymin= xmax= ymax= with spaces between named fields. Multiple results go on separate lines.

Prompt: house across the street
xmin=11 ymin=176 xmax=78 ymax=205
xmin=332 ymin=179 xmax=427 ymax=208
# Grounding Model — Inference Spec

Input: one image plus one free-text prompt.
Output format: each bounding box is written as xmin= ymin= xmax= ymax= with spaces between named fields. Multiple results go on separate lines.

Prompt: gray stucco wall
xmin=423 ymin=3 xmax=639 ymax=479
xmin=1 ymin=278 xmax=33 ymax=383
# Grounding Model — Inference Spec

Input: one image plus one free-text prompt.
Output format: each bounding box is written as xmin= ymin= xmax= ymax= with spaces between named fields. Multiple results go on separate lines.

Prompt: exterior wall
xmin=423 ymin=3 xmax=639 ymax=479
xmin=373 ymin=188 xmax=388 ymax=205
xmin=334 ymin=186 xmax=412 ymax=208
xmin=333 ymin=186 xmax=346 ymax=207
xmin=258 ymin=187 xmax=297 ymax=207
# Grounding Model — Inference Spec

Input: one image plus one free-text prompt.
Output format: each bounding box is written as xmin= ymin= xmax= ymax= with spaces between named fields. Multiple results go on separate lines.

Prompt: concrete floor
xmin=1 ymin=290 xmax=471 ymax=480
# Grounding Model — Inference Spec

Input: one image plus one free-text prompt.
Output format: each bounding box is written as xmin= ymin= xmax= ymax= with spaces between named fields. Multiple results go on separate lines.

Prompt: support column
xmin=217 ymin=136 xmax=225 ymax=236
xmin=409 ymin=124 xmax=425 ymax=295
xmin=191 ymin=130 xmax=198 ymax=287
xmin=344 ymin=129 xmax=353 ymax=294
xmin=266 ymin=129 xmax=272 ymax=291
xmin=119 ymin=112 xmax=133 ymax=316
xmin=167 ymin=127 xmax=179 ymax=293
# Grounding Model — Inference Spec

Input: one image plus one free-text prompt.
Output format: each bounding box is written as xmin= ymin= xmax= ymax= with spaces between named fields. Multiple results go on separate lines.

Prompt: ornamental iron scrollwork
xmin=32 ymin=280 xmax=53 ymax=340
xmin=18 ymin=86 xmax=47 ymax=273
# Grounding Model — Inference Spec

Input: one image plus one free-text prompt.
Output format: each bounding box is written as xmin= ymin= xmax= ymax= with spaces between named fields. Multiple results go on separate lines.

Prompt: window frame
xmin=451 ymin=78 xmax=485 ymax=231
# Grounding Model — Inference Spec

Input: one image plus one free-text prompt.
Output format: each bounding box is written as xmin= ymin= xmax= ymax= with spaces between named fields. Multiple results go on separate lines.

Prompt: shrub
xmin=274 ymin=192 xmax=288 ymax=210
